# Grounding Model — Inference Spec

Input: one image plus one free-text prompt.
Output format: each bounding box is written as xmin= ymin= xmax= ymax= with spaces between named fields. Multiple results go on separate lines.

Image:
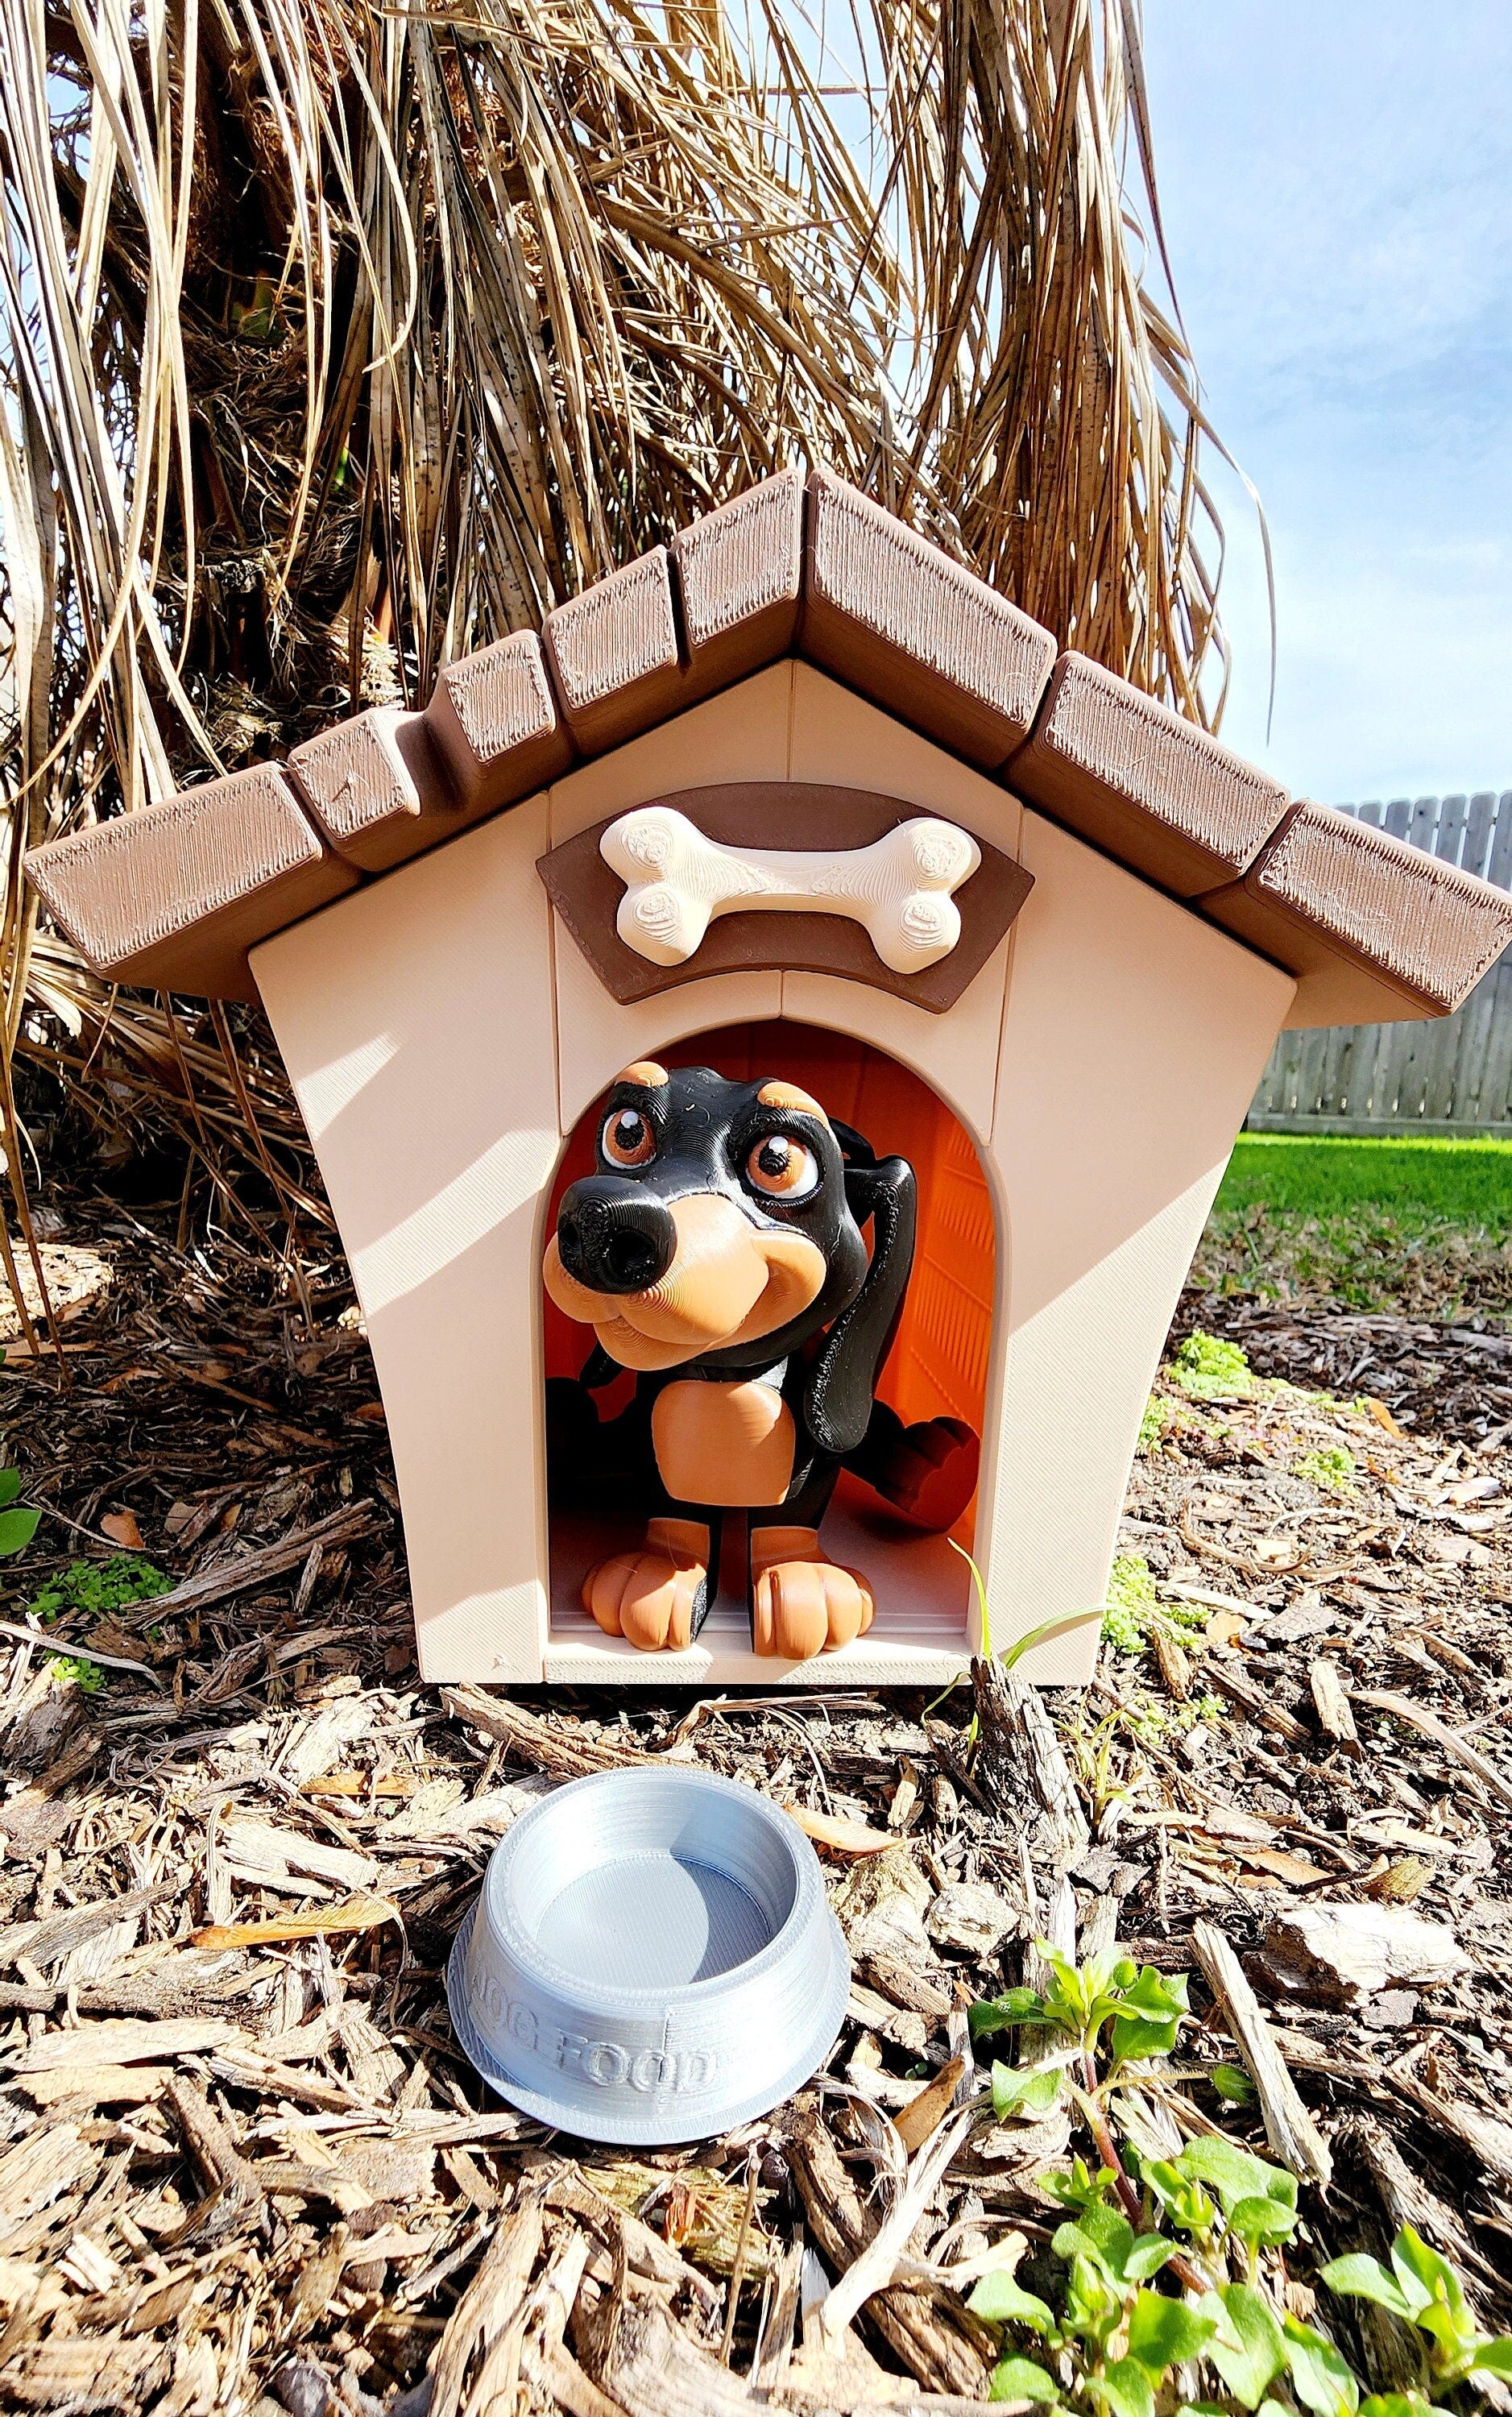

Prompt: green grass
xmin=1195 ymin=1134 xmax=1512 ymax=1316
xmin=1216 ymin=1134 xmax=1512 ymax=1229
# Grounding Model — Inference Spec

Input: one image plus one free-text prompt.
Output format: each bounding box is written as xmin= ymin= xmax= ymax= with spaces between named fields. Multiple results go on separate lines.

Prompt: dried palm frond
xmin=0 ymin=0 xmax=1241 ymax=1270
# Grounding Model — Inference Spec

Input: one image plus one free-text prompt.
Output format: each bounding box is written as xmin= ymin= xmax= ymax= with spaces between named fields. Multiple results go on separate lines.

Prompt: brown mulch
xmin=2 ymin=1178 xmax=1510 ymax=2415
xmin=1176 ymin=1288 xmax=1512 ymax=1446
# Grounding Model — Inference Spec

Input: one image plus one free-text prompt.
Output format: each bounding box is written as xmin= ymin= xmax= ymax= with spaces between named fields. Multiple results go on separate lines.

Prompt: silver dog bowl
xmin=446 ymin=1766 xmax=849 ymax=2144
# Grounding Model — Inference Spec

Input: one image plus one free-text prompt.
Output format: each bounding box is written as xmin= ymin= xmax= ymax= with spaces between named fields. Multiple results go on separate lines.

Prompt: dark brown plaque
xmin=536 ymin=783 xmax=1034 ymax=1014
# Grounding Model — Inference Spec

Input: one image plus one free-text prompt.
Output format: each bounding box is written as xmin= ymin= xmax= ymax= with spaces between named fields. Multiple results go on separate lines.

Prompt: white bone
xmin=600 ymin=807 xmax=982 ymax=976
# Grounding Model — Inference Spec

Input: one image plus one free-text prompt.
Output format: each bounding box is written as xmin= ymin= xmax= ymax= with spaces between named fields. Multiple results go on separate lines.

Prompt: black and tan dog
xmin=545 ymin=1061 xmax=979 ymax=1660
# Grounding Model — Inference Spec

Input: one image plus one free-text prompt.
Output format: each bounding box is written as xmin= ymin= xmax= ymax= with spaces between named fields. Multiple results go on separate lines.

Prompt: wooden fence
xmin=1247 ymin=790 xmax=1512 ymax=1138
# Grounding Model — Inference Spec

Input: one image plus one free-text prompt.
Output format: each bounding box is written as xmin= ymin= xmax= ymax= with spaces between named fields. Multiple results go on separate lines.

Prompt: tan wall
xmin=251 ymin=796 xmax=559 ymax=1681
xmin=253 ymin=663 xmax=1295 ymax=1685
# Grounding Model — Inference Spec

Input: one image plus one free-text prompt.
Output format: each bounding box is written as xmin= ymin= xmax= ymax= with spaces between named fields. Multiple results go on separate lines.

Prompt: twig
xmin=1191 ymin=1920 xmax=1332 ymax=2187
xmin=1354 ymin=1688 xmax=1512 ymax=1810
xmin=719 ymin=2158 xmax=760 ymax=2365
xmin=817 ymin=2108 xmax=972 ymax=2346
xmin=131 ymin=1502 xmax=377 ymax=1623
xmin=0 ymin=1618 xmax=162 ymax=1684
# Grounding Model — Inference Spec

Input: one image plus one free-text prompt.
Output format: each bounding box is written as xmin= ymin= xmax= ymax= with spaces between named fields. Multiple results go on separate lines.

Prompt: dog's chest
xmin=651 ymin=1379 xmax=795 ymax=1506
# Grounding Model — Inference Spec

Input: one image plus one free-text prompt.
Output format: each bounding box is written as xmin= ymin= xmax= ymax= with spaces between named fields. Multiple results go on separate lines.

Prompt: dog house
xmin=27 ymin=470 xmax=1512 ymax=1685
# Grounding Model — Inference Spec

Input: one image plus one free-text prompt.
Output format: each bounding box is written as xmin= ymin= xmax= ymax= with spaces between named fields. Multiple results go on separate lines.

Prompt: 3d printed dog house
xmin=27 ymin=470 xmax=1512 ymax=1685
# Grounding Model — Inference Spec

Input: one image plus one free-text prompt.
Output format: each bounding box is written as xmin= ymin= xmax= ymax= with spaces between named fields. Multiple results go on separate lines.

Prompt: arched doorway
xmin=542 ymin=1020 xmax=996 ymax=1669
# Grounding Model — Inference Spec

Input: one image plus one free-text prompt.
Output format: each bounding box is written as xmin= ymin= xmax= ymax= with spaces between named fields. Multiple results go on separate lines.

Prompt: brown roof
xmin=25 ymin=468 xmax=1512 ymax=1019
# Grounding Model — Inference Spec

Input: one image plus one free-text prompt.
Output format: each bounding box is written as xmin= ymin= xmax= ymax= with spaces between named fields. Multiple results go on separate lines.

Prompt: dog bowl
xmin=446 ymin=1765 xmax=849 ymax=2145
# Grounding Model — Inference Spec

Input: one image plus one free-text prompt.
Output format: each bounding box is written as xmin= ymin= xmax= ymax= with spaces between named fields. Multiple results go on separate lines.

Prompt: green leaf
xmin=0 ymin=1505 xmax=39 ymax=1557
xmin=992 ymin=2062 xmax=1063 ymax=2121
xmin=1054 ymin=2207 xmax=1171 ymax=2288
xmin=1283 ymin=2316 xmax=1360 ymax=2417
xmin=1126 ymin=2290 xmax=1220 ymax=2377
xmin=989 ymin=2356 xmax=1062 ymax=2404
xmin=1390 ymin=2226 xmax=1462 ymax=2314
xmin=1319 ymin=2255 xmax=1415 ymax=2321
xmin=1469 ymin=2340 xmax=1512 ymax=2379
xmin=1358 ymin=2398 xmax=1447 ymax=2417
xmin=1125 ymin=2237 xmax=1178 ymax=2282
xmin=1176 ymin=2137 xmax=1296 ymax=2224
xmin=971 ymin=1990 xmax=1048 ymax=2040
xmin=0 ymin=1466 xmax=21 ymax=1505
xmin=1100 ymin=2357 xmax=1156 ymax=2417
xmin=1110 ymin=1967 xmax=1191 ymax=2065
xmin=1199 ymin=2286 xmax=1286 ymax=2411
xmin=1210 ymin=2063 xmax=1257 ymax=2104
xmin=1386 ymin=2226 xmax=1471 ymax=2361
xmin=1042 ymin=2160 xmax=1120 ymax=2213
xmin=1229 ymin=2193 xmax=1299 ymax=2249
xmin=1110 ymin=2011 xmax=1181 ymax=2063
xmin=970 ymin=2272 xmax=1057 ymax=2335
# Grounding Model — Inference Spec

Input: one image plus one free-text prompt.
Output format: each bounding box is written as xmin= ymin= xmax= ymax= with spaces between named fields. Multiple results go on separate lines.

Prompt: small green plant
xmin=1100 ymin=1557 xmax=1205 ymax=1667
xmin=0 ymin=1466 xmax=39 ymax=1561
xmin=927 ymin=1544 xmax=1104 ymax=1726
xmin=1137 ymin=1395 xmax=1171 ymax=1454
xmin=1172 ymin=1330 xmax=1253 ymax=1401
xmin=971 ymin=2201 xmax=1208 ymax=2415
xmin=1142 ymin=2134 xmax=1299 ymax=2278
xmin=44 ymin=1652 xmax=107 ymax=1694
xmin=1294 ymin=1445 xmax=1356 ymax=1495
xmin=1103 ymin=1554 xmax=1158 ymax=1652
xmin=26 ymin=1553 xmax=170 ymax=1621
xmin=969 ymin=2167 xmax=1426 ymax=2417
xmin=971 ymin=1948 xmax=1191 ymax=2203
xmin=1321 ymin=2224 xmax=1512 ymax=2394
xmin=1209 ymin=2062 xmax=1257 ymax=2106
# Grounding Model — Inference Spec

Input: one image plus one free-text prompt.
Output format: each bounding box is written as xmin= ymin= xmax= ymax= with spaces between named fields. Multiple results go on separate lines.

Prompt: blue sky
xmin=1141 ymin=2 xmax=1512 ymax=805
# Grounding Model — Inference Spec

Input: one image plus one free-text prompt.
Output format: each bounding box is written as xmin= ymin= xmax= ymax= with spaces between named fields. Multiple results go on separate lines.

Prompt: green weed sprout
xmin=27 ymin=1554 xmax=170 ymax=1621
xmin=1102 ymin=1555 xmax=1157 ymax=1652
xmin=44 ymin=1652 xmax=106 ymax=1694
xmin=1173 ymin=1331 xmax=1253 ymax=1401
xmin=971 ymin=1946 xmax=1191 ymax=2212
xmin=1322 ymin=2224 xmax=1512 ymax=2396
xmin=1293 ymin=1445 xmax=1356 ymax=1495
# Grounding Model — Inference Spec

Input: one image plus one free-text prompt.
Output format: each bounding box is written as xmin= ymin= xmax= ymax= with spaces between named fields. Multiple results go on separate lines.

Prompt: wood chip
xmin=1203 ymin=1655 xmax=1311 ymax=1743
xmin=788 ymin=1805 xmax=894 ymax=1855
xmin=1258 ymin=1902 xmax=1469 ymax=2003
xmin=1191 ymin=1919 xmax=1332 ymax=2187
xmin=189 ymin=1891 xmax=399 ymax=1949
xmin=142 ymin=1501 xmax=378 ymax=1619
xmin=969 ymin=1656 xmax=1089 ymax=1870
xmin=15 ymin=2017 xmax=242 ymax=2074
xmin=893 ymin=2058 xmax=967 ymax=2155
xmin=1308 ymin=1657 xmax=1359 ymax=1747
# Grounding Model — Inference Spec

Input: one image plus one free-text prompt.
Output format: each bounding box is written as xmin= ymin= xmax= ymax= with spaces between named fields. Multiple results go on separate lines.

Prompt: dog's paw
xmin=870 ymin=1416 xmax=979 ymax=1532
xmin=582 ymin=1519 xmax=709 ymax=1651
xmin=751 ymin=1529 xmax=874 ymax=1659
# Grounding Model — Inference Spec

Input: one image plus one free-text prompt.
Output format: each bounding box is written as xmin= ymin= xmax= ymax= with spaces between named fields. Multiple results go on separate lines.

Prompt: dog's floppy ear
xmin=802 ymin=1153 xmax=917 ymax=1457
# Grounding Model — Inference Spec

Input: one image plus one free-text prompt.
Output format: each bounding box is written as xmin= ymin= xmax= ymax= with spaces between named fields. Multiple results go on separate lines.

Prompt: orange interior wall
xmin=543 ymin=1022 xmax=995 ymax=1532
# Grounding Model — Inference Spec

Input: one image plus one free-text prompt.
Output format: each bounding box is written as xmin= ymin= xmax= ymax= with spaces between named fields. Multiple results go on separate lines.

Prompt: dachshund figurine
xmin=544 ymin=1061 xmax=980 ymax=1659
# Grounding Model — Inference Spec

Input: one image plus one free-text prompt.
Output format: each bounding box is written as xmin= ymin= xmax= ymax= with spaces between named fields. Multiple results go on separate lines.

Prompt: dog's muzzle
xmin=556 ymin=1177 xmax=675 ymax=1296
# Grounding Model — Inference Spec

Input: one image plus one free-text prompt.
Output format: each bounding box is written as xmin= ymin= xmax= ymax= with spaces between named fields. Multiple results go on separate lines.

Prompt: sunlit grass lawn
xmin=1216 ymin=1133 xmax=1512 ymax=1228
xmin=1196 ymin=1134 xmax=1512 ymax=1316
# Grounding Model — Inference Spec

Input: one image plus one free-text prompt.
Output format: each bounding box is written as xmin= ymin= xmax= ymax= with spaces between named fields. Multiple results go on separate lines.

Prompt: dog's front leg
xmin=583 ymin=1509 xmax=719 ymax=1652
xmin=847 ymin=1400 xmax=980 ymax=1532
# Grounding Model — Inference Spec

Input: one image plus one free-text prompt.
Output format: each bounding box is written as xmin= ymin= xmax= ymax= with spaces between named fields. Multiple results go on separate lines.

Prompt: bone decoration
xmin=601 ymin=806 xmax=983 ymax=976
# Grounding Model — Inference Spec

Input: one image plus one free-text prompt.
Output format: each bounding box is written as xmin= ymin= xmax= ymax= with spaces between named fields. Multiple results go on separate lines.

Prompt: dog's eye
xmin=603 ymin=1108 xmax=655 ymax=1168
xmin=745 ymin=1135 xmax=819 ymax=1202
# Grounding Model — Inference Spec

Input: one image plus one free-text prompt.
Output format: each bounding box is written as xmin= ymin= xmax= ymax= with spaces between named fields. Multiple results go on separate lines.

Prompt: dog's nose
xmin=556 ymin=1178 xmax=675 ymax=1296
